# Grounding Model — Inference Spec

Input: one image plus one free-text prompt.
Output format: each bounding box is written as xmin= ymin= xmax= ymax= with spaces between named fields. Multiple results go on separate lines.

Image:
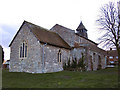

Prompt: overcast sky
xmin=0 ymin=0 xmax=119 ymax=60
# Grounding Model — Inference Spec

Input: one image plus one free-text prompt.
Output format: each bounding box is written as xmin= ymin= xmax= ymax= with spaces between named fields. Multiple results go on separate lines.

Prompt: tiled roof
xmin=9 ymin=21 xmax=71 ymax=49
xmin=51 ymin=24 xmax=98 ymax=46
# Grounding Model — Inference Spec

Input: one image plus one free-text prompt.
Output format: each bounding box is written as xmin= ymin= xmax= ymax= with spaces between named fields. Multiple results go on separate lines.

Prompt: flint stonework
xmin=9 ymin=21 xmax=107 ymax=73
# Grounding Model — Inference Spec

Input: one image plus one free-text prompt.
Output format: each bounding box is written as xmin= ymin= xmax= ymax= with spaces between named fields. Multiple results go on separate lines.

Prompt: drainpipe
xmin=42 ymin=43 xmax=47 ymax=73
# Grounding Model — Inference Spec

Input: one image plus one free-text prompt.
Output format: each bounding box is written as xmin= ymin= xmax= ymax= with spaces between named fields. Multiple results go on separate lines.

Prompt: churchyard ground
xmin=2 ymin=67 xmax=118 ymax=88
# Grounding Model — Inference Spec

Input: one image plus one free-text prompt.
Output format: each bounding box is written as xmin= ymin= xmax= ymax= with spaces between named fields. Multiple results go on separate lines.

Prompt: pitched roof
xmin=75 ymin=34 xmax=98 ymax=45
xmin=9 ymin=21 xmax=71 ymax=49
xmin=51 ymin=24 xmax=98 ymax=46
xmin=76 ymin=21 xmax=87 ymax=31
xmin=51 ymin=24 xmax=75 ymax=32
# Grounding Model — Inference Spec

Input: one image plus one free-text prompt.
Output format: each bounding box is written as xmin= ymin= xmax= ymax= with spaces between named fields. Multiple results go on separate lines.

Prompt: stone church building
xmin=9 ymin=21 xmax=107 ymax=73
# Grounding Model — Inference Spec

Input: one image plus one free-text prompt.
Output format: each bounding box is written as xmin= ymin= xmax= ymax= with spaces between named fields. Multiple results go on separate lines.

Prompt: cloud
xmin=0 ymin=0 xmax=118 ymax=60
xmin=0 ymin=24 xmax=19 ymax=60
xmin=0 ymin=24 xmax=18 ymax=48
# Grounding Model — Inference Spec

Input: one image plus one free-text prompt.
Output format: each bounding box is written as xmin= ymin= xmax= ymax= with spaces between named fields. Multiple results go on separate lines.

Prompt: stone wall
xmin=51 ymin=25 xmax=75 ymax=47
xmin=51 ymin=25 xmax=107 ymax=71
xmin=70 ymin=47 xmax=86 ymax=62
xmin=51 ymin=24 xmax=98 ymax=48
xmin=9 ymin=23 xmax=42 ymax=73
xmin=10 ymin=23 xmax=107 ymax=73
xmin=87 ymin=49 xmax=106 ymax=71
xmin=10 ymin=23 xmax=71 ymax=73
xmin=41 ymin=44 xmax=70 ymax=73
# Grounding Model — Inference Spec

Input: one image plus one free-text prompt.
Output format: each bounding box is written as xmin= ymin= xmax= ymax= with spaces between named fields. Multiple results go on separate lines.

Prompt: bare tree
xmin=97 ymin=2 xmax=120 ymax=65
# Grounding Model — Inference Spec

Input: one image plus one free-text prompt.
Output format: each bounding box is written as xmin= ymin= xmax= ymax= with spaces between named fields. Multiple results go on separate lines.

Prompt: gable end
xmin=9 ymin=21 xmax=26 ymax=47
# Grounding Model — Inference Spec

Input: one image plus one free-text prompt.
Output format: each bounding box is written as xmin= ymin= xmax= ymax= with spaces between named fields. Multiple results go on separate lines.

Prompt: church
xmin=9 ymin=21 xmax=107 ymax=73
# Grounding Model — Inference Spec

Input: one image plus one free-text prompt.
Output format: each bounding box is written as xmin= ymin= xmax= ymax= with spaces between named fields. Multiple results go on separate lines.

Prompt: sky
xmin=0 ymin=0 xmax=119 ymax=60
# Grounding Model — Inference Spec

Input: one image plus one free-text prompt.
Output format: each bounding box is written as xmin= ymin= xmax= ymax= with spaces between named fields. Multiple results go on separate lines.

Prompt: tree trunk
xmin=117 ymin=49 xmax=120 ymax=66
xmin=118 ymin=53 xmax=120 ymax=66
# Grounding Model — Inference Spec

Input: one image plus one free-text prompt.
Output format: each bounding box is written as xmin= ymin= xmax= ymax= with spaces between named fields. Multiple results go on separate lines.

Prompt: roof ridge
xmin=24 ymin=21 xmax=71 ymax=49
xmin=25 ymin=20 xmax=59 ymax=34
xmin=51 ymin=24 xmax=75 ymax=32
xmin=25 ymin=20 xmax=48 ymax=30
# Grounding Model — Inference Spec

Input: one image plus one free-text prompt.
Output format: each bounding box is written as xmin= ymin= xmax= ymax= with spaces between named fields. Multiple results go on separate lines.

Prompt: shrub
xmin=78 ymin=53 xmax=85 ymax=67
xmin=97 ymin=64 xmax=102 ymax=70
xmin=67 ymin=58 xmax=71 ymax=68
xmin=63 ymin=53 xmax=86 ymax=72
xmin=63 ymin=62 xmax=67 ymax=70
xmin=71 ymin=57 xmax=77 ymax=68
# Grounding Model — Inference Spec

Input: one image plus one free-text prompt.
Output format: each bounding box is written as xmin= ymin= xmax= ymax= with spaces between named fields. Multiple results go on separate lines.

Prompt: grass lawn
xmin=2 ymin=67 xmax=118 ymax=88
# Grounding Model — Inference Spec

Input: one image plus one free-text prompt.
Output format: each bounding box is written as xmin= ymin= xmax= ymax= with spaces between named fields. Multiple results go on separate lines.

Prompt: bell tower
xmin=76 ymin=21 xmax=88 ymax=38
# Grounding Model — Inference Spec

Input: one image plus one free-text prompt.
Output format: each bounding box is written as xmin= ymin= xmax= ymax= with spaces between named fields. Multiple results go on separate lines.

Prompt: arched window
xmin=58 ymin=50 xmax=62 ymax=63
xmin=19 ymin=41 xmax=27 ymax=59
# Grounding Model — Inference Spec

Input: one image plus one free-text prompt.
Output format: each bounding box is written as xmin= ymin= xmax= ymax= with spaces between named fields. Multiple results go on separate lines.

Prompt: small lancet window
xmin=19 ymin=41 xmax=27 ymax=59
xmin=58 ymin=50 xmax=62 ymax=63
xmin=25 ymin=45 xmax=27 ymax=57
xmin=20 ymin=46 xmax=22 ymax=58
xmin=22 ymin=43 xmax=25 ymax=57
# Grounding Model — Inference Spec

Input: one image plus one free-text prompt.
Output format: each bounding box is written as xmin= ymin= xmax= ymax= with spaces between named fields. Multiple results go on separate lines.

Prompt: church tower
xmin=76 ymin=21 xmax=88 ymax=38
